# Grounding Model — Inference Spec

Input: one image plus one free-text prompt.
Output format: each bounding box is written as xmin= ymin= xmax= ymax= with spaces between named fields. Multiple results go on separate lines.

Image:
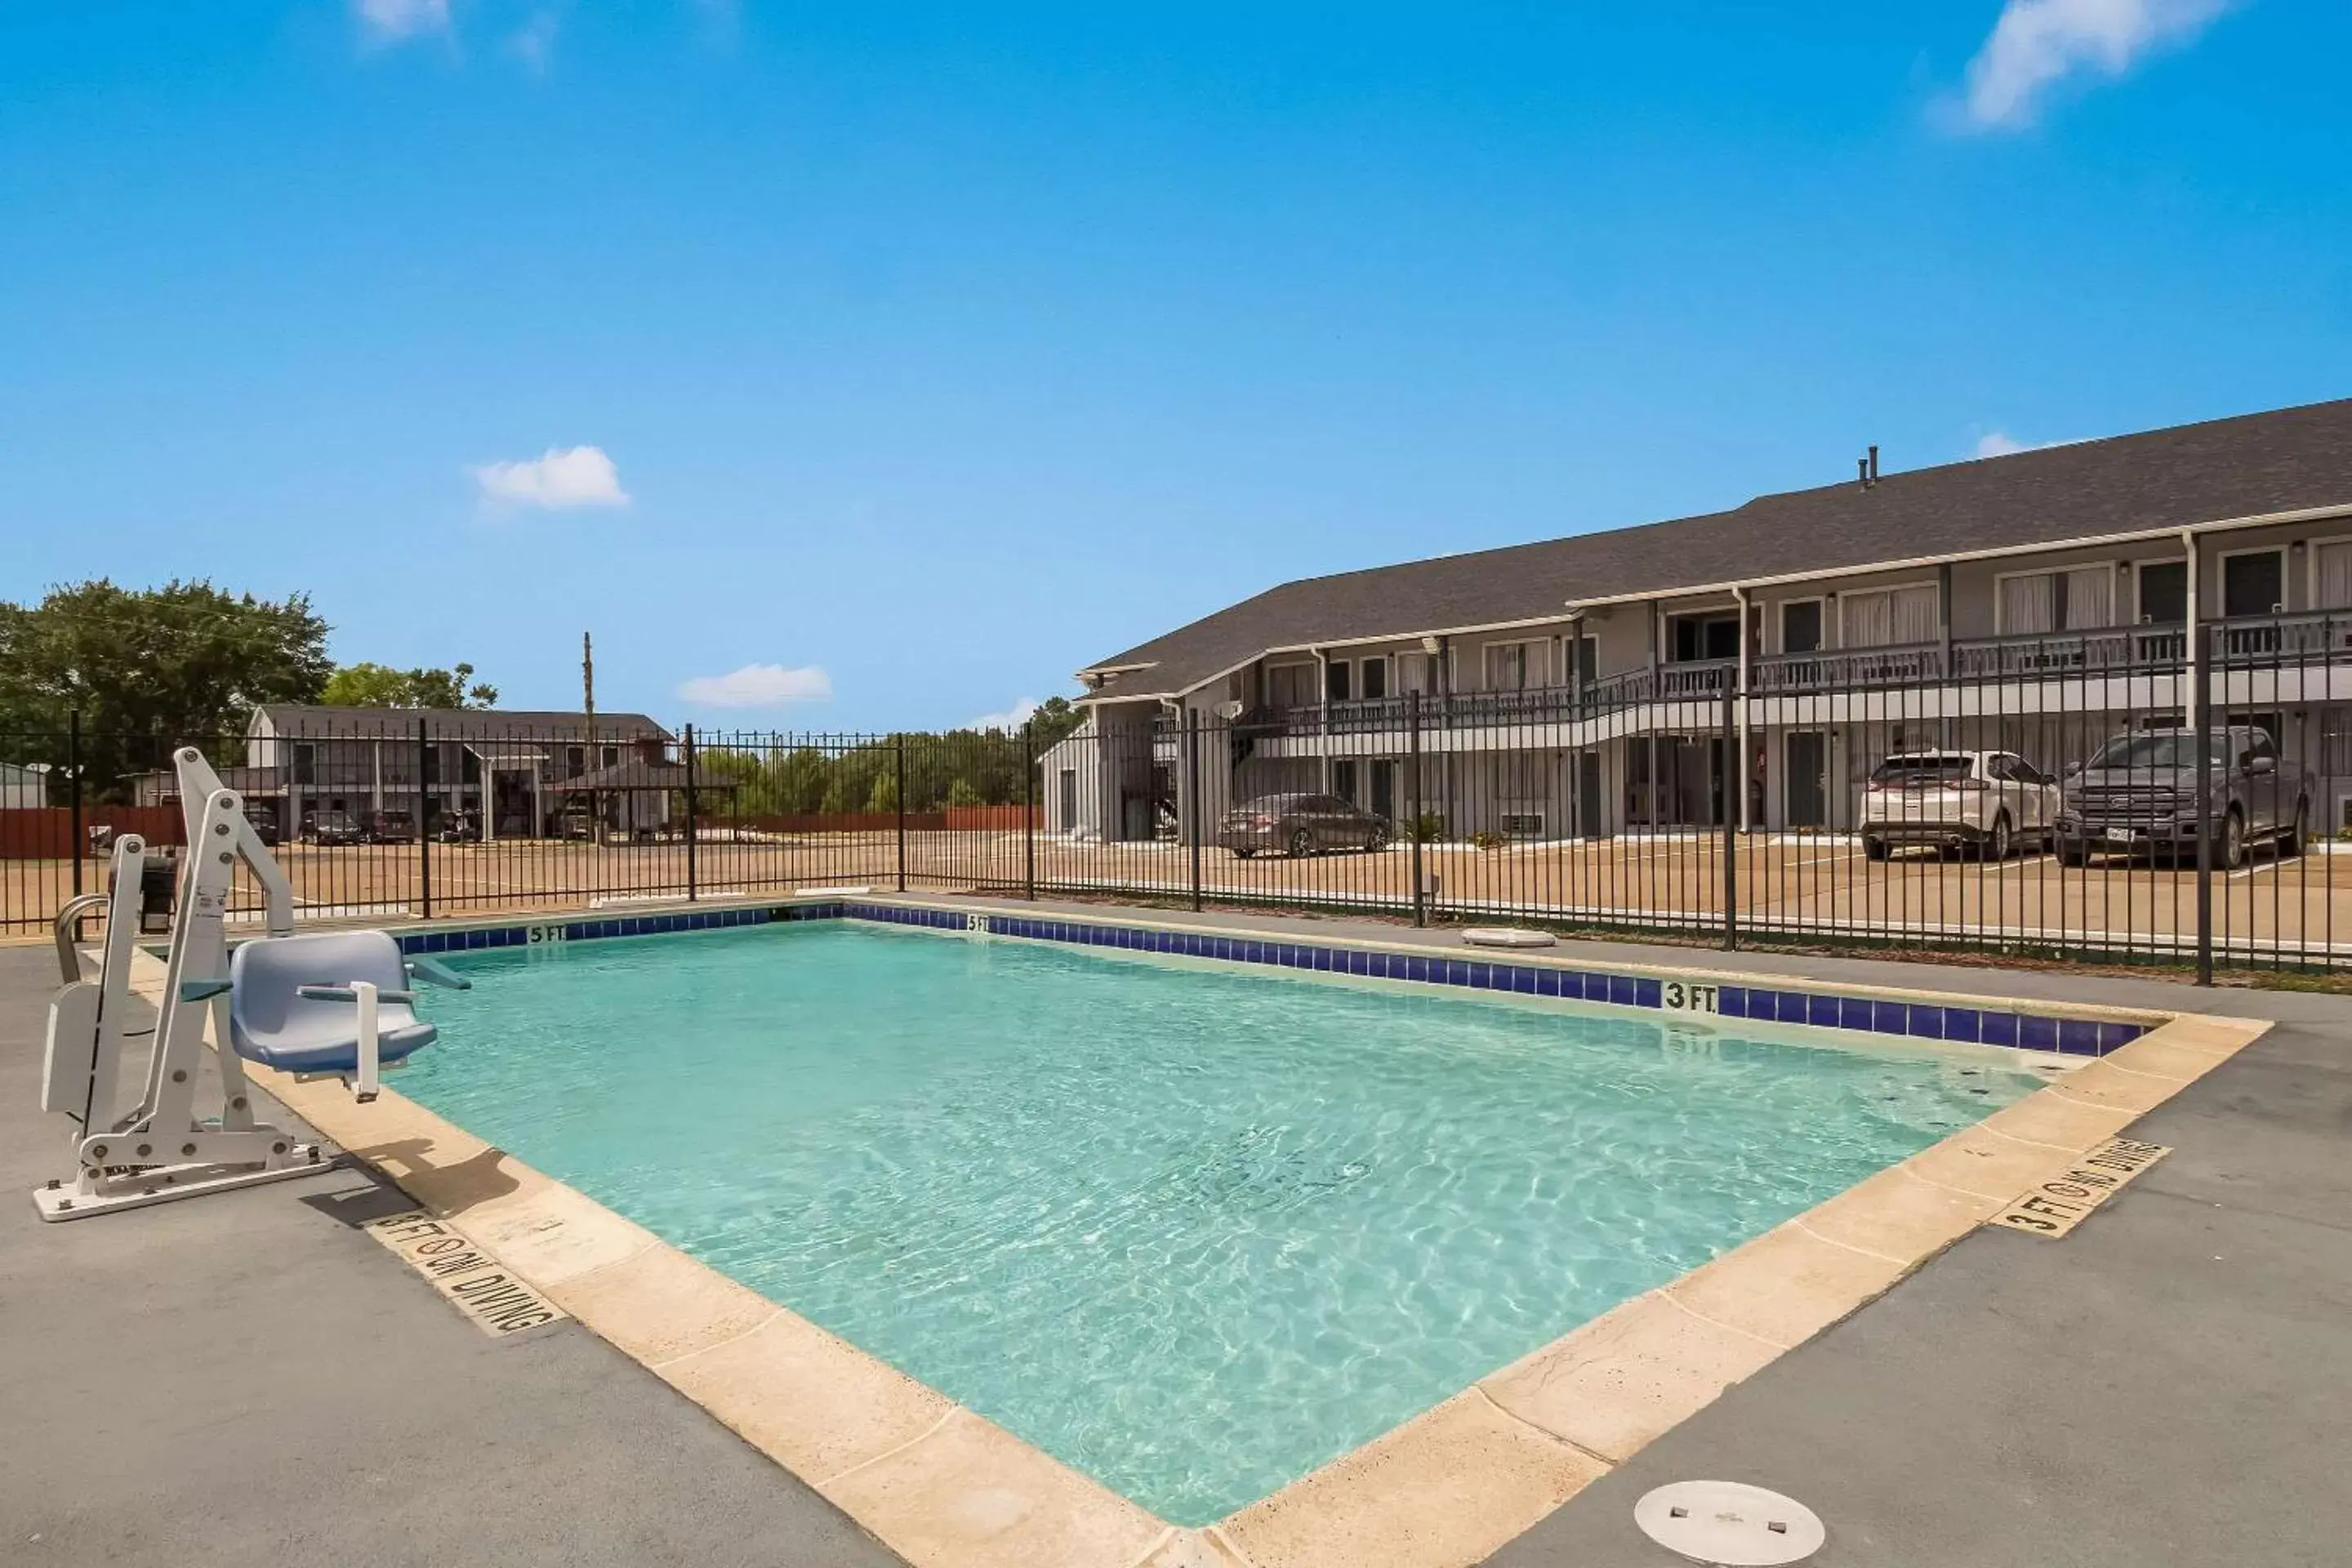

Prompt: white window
xmin=1266 ymin=662 xmax=1316 ymax=708
xmin=1998 ymin=573 xmax=2056 ymax=635
xmin=2317 ymin=541 xmax=2352 ymax=610
xmin=1998 ymin=567 xmax=2113 ymax=634
xmin=1482 ymin=640 xmax=1546 ymax=690
xmin=1397 ymin=651 xmax=1434 ymax=693
xmin=1841 ymin=585 xmax=1937 ymax=648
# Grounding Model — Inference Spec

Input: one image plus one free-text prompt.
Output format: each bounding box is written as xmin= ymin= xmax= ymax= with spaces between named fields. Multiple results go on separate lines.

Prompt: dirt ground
xmin=8 ymin=829 xmax=2350 ymax=962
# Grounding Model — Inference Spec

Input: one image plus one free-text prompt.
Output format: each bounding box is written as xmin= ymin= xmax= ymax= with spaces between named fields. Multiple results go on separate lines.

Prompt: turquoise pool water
xmin=403 ymin=921 xmax=2041 ymax=1523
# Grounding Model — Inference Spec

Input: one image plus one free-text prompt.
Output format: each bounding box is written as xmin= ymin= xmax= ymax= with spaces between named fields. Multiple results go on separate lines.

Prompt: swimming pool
xmin=403 ymin=917 xmax=2044 ymax=1524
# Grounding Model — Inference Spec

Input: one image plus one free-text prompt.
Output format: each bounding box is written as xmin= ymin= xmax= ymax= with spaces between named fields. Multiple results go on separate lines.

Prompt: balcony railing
xmin=1212 ymin=612 xmax=2352 ymax=742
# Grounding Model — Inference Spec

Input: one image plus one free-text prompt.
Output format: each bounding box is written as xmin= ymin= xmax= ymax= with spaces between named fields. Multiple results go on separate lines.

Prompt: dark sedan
xmin=1217 ymin=793 xmax=1392 ymax=858
xmin=305 ymin=809 xmax=363 ymax=846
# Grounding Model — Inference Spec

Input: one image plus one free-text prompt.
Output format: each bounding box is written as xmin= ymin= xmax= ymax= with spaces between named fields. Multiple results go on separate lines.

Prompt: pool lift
xmin=34 ymin=746 xmax=468 ymax=1223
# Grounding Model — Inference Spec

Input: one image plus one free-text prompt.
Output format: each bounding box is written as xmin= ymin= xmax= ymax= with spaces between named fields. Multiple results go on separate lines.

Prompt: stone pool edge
xmin=157 ymin=916 xmax=2269 ymax=1568
xmin=1209 ymin=1006 xmax=2268 ymax=1568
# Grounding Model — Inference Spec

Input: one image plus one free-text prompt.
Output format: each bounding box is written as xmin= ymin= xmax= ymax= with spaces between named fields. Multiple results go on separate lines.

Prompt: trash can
xmin=136 ymin=853 xmax=176 ymax=933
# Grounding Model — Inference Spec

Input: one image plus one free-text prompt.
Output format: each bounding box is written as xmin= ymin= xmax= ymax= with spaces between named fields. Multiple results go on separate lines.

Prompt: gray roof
xmin=1081 ymin=396 xmax=2352 ymax=700
xmin=560 ymin=758 xmax=691 ymax=791
xmin=256 ymin=706 xmax=674 ymax=742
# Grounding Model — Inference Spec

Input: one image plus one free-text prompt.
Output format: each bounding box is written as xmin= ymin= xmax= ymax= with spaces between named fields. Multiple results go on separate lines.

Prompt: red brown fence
xmin=945 ymin=805 xmax=1042 ymax=831
xmin=0 ymin=805 xmax=186 ymax=859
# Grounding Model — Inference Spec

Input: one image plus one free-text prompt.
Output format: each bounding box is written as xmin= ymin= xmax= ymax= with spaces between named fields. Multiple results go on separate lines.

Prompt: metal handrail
xmin=52 ymin=893 xmax=109 ymax=985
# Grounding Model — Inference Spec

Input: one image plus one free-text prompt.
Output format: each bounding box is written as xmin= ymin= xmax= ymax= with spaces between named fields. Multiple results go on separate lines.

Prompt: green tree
xmin=0 ymin=578 xmax=331 ymax=797
xmin=1020 ymin=695 xmax=1085 ymax=750
xmin=322 ymin=661 xmax=499 ymax=709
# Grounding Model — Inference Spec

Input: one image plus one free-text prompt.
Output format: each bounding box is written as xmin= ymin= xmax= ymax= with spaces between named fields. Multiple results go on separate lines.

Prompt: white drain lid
xmin=1634 ymin=1481 xmax=1824 ymax=1566
xmin=1460 ymin=926 xmax=1557 ymax=949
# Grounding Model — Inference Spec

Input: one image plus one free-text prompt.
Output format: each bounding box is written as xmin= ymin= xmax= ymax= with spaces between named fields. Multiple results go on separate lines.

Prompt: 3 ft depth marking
xmin=1991 ymin=1137 xmax=2171 ymax=1240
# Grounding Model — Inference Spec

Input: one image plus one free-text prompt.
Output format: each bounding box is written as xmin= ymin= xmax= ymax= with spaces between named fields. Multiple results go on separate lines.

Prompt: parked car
xmin=1861 ymin=751 xmax=2060 ymax=861
xmin=1217 ymin=793 xmax=1392 ymax=858
xmin=362 ymin=809 xmax=416 ymax=844
xmin=2055 ymin=725 xmax=2312 ymax=871
xmin=305 ymin=809 xmax=363 ymax=847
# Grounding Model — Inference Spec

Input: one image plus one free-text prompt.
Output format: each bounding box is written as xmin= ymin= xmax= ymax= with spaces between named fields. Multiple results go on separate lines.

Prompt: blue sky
xmin=3 ymin=2 xmax=2346 ymax=729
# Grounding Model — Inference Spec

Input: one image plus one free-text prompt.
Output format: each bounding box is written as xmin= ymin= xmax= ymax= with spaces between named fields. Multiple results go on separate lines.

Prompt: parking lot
xmin=8 ymin=829 xmax=2351 ymax=962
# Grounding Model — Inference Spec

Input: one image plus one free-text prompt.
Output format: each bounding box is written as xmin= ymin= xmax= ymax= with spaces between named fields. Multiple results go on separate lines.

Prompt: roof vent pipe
xmin=1857 ymin=456 xmax=1869 ymax=488
xmin=1869 ymin=444 xmax=1880 ymax=483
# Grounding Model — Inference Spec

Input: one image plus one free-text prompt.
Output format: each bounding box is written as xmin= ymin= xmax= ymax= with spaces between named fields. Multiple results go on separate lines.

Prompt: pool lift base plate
xmin=1634 ymin=1480 xmax=1824 ymax=1566
xmin=34 ymin=1145 xmax=329 ymax=1223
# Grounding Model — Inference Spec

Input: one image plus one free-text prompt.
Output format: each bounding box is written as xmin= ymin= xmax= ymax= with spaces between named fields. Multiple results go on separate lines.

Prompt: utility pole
xmin=582 ymin=631 xmax=598 ymax=847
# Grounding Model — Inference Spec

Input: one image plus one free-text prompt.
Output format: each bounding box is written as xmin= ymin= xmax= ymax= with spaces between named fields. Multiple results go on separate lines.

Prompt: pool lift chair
xmin=34 ymin=746 xmax=468 ymax=1223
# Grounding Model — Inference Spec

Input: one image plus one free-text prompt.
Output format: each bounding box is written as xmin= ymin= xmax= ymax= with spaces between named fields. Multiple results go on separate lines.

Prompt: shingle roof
xmin=1080 ymin=397 xmax=2352 ymax=701
xmin=256 ymin=706 xmax=674 ymax=742
xmin=558 ymin=758 xmax=690 ymax=791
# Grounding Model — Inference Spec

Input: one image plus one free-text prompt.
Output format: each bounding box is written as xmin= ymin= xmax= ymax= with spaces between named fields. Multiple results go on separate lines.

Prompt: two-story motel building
xmin=1049 ymin=398 xmax=2352 ymax=846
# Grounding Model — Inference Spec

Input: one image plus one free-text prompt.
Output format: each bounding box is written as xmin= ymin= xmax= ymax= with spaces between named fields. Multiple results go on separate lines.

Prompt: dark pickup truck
xmin=2055 ymin=725 xmax=2312 ymax=870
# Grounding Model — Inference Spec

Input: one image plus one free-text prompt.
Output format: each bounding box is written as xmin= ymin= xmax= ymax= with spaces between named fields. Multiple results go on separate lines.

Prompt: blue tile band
xmin=390 ymin=899 xmax=2149 ymax=1057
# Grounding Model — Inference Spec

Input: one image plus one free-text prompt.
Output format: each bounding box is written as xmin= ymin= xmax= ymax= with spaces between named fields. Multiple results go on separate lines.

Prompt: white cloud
xmin=679 ymin=664 xmax=834 ymax=709
xmin=968 ymin=699 xmax=1039 ymax=733
xmin=355 ymin=0 xmax=451 ymax=43
xmin=470 ymin=445 xmax=630 ymax=510
xmin=509 ymin=10 xmax=558 ymax=73
xmin=1960 ymin=0 xmax=2233 ymax=129
xmin=1973 ymin=430 xmax=2083 ymax=460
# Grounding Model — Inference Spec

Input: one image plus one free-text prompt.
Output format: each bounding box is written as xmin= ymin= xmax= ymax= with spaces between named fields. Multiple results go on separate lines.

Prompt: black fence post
xmin=684 ymin=723 xmax=700 ymax=903
xmin=68 ymin=710 xmax=83 ymax=898
xmin=416 ymin=717 xmax=433 ymax=920
xmin=894 ymin=734 xmax=908 ymax=893
xmin=1722 ymin=683 xmax=1739 ymax=951
xmin=2194 ymin=621 xmax=2214 ymax=985
xmin=1185 ymin=710 xmax=1204 ymax=913
xmin=1409 ymin=692 xmax=1426 ymax=927
xmin=1023 ymin=726 xmax=1037 ymax=902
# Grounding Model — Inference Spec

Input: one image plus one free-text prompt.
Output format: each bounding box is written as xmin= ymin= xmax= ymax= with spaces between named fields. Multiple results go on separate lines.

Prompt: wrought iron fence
xmin=8 ymin=621 xmax=2352 ymax=980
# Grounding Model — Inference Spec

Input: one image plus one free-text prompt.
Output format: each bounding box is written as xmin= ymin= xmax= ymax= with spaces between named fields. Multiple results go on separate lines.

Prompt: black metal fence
xmin=8 ymin=624 xmax=2351 ymax=980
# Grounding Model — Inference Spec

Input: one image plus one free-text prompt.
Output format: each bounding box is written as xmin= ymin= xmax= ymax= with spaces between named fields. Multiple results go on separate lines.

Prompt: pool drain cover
xmin=1634 ymin=1481 xmax=1824 ymax=1566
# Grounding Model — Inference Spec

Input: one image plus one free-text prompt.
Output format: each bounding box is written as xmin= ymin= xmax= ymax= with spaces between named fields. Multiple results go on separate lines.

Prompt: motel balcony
xmin=1196 ymin=611 xmax=2352 ymax=751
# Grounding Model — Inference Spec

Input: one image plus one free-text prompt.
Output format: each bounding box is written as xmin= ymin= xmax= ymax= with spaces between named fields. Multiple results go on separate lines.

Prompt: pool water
xmin=404 ymin=921 xmax=2041 ymax=1524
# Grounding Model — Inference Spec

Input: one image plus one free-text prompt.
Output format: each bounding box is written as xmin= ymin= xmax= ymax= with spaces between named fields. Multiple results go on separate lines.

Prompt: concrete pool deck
xmin=6 ymin=900 xmax=2351 ymax=1566
xmin=0 ymin=940 xmax=905 ymax=1568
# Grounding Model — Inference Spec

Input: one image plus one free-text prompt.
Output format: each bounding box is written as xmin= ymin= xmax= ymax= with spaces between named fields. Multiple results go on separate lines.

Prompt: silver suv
xmin=1861 ymin=751 xmax=2060 ymax=861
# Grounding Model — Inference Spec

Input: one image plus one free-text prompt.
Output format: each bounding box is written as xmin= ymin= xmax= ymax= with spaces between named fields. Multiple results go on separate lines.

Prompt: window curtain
xmin=2319 ymin=543 xmax=2352 ymax=610
xmin=1485 ymin=642 xmax=1537 ymax=690
xmin=2060 ymin=567 xmax=2114 ymax=630
xmin=1891 ymin=585 xmax=1940 ymax=645
xmin=1842 ymin=591 xmax=1892 ymax=648
xmin=1998 ymin=573 xmax=2057 ymax=635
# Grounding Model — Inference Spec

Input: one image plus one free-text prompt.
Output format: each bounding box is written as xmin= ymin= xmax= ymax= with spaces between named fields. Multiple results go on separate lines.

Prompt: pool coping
xmin=163 ymin=896 xmax=2270 ymax=1568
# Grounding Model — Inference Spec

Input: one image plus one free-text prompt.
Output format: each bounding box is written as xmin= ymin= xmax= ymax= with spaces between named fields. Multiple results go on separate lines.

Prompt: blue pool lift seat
xmin=227 ymin=929 xmax=462 ymax=1077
